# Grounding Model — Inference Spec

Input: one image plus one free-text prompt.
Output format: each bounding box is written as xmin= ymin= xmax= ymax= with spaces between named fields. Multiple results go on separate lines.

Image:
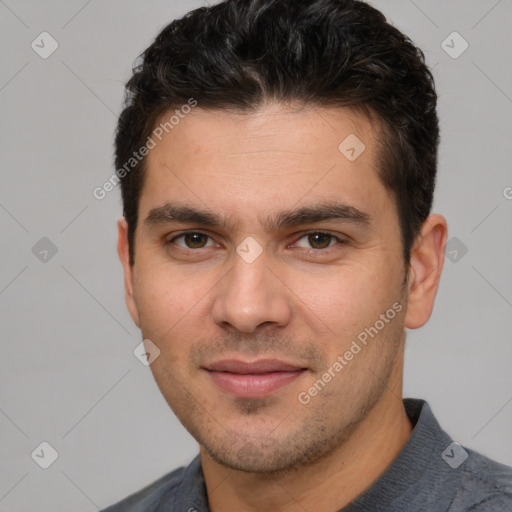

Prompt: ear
xmin=117 ymin=218 xmax=140 ymax=328
xmin=404 ymin=214 xmax=448 ymax=329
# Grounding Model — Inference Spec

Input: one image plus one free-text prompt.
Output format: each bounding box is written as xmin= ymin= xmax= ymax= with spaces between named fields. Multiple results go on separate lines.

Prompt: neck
xmin=201 ymin=366 xmax=413 ymax=512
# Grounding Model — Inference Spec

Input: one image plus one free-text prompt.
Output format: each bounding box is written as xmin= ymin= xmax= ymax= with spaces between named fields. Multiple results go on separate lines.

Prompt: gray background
xmin=1 ymin=1 xmax=511 ymax=510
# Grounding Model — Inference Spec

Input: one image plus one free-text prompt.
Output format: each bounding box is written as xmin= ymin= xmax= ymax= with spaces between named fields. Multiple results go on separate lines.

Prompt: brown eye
xmin=292 ymin=231 xmax=346 ymax=252
xmin=307 ymin=233 xmax=333 ymax=249
xmin=183 ymin=233 xmax=209 ymax=248
xmin=171 ymin=232 xmax=214 ymax=249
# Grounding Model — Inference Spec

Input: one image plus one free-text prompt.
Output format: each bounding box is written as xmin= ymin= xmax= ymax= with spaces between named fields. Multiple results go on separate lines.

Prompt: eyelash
xmin=167 ymin=230 xmax=346 ymax=253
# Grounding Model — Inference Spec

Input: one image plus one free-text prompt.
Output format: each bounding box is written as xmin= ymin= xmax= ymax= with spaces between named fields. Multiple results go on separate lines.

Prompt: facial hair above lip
xmin=188 ymin=332 xmax=328 ymax=375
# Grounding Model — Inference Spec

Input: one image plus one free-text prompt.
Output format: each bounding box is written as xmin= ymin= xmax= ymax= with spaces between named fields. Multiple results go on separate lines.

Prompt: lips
xmin=204 ymin=359 xmax=307 ymax=398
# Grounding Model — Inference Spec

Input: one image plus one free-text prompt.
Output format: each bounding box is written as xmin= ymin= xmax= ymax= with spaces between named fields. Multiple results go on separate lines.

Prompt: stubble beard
xmin=168 ymin=355 xmax=397 ymax=477
xmin=145 ymin=285 xmax=408 ymax=476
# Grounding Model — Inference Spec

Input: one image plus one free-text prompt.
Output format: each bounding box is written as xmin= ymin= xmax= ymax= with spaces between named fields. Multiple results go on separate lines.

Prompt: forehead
xmin=140 ymin=103 xmax=392 ymax=228
xmin=149 ymin=102 xmax=375 ymax=161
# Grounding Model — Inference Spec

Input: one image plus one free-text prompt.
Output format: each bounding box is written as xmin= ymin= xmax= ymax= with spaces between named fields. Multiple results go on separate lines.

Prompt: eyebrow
xmin=144 ymin=201 xmax=372 ymax=232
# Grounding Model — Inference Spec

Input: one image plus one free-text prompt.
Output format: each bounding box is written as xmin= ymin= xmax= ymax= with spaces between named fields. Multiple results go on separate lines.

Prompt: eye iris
xmin=184 ymin=233 xmax=208 ymax=248
xmin=181 ymin=233 xmax=333 ymax=249
xmin=308 ymin=233 xmax=331 ymax=249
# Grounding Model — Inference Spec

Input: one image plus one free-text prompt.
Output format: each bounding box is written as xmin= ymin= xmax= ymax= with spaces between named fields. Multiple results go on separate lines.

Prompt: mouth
xmin=203 ymin=359 xmax=308 ymax=398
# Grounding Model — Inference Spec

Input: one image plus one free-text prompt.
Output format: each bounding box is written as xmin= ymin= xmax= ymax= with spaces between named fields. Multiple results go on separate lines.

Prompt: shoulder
xmin=449 ymin=447 xmax=512 ymax=511
xmin=100 ymin=464 xmax=187 ymax=512
xmin=401 ymin=399 xmax=512 ymax=511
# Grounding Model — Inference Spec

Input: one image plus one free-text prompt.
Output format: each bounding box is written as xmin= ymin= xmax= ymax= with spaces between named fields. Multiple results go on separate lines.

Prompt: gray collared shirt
xmin=101 ymin=399 xmax=512 ymax=511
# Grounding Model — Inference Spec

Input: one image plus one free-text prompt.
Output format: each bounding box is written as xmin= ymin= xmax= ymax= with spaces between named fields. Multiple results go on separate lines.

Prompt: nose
xmin=211 ymin=250 xmax=292 ymax=334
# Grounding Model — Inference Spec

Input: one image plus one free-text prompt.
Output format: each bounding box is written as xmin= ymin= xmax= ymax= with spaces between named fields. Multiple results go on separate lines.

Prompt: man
xmin=103 ymin=0 xmax=512 ymax=510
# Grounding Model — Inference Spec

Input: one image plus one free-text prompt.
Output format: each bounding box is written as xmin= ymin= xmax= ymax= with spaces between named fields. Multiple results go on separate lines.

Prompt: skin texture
xmin=118 ymin=102 xmax=447 ymax=512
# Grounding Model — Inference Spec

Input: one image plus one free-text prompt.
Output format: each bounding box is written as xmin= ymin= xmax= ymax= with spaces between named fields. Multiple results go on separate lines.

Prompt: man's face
xmin=120 ymin=103 xmax=411 ymax=473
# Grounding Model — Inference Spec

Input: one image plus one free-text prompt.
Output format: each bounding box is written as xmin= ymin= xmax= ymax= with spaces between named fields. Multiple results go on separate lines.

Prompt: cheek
xmin=134 ymin=267 xmax=201 ymax=340
xmin=288 ymin=259 xmax=402 ymax=343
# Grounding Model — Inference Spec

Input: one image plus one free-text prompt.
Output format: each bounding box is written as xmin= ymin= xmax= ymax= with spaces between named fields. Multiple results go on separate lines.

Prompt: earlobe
xmin=117 ymin=218 xmax=141 ymax=328
xmin=404 ymin=214 xmax=448 ymax=330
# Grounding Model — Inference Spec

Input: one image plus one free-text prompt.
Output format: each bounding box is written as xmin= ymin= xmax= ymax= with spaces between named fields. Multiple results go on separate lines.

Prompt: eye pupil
xmin=309 ymin=233 xmax=331 ymax=249
xmin=178 ymin=232 xmax=336 ymax=251
xmin=185 ymin=233 xmax=208 ymax=248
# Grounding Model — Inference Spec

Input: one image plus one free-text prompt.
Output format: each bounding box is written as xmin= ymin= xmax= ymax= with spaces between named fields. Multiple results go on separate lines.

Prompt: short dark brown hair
xmin=115 ymin=0 xmax=439 ymax=265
